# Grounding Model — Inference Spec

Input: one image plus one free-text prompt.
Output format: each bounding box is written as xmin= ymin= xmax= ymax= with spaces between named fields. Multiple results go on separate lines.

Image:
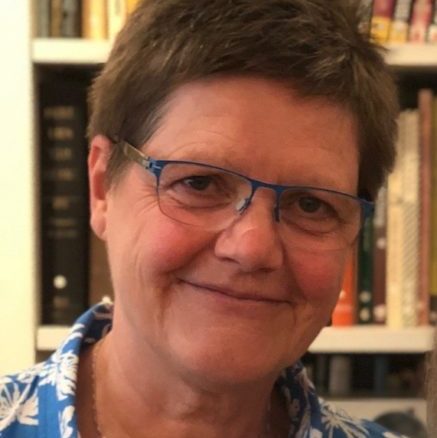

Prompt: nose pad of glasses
xmin=235 ymin=198 xmax=251 ymax=214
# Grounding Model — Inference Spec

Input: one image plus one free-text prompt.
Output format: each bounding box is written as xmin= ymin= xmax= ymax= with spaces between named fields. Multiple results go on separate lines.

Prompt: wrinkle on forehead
xmin=143 ymin=76 xmax=359 ymax=193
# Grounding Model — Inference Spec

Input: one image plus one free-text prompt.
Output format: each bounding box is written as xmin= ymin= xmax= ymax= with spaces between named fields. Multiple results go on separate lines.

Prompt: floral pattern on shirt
xmin=0 ymin=302 xmax=406 ymax=437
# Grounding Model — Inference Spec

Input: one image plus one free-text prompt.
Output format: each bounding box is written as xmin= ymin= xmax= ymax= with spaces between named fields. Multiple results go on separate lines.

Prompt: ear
xmin=88 ymin=135 xmax=112 ymax=240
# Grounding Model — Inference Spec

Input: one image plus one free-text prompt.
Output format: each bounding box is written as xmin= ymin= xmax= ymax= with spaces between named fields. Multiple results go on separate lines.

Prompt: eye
xmin=182 ymin=176 xmax=212 ymax=191
xmin=298 ymin=196 xmax=323 ymax=214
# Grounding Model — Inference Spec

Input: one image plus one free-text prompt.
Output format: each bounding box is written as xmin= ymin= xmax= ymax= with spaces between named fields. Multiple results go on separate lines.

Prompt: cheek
xmin=290 ymin=249 xmax=348 ymax=305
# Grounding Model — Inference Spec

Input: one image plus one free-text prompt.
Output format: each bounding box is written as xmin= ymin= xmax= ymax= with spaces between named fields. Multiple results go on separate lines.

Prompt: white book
xmin=386 ymin=110 xmax=421 ymax=328
xmin=107 ymin=0 xmax=127 ymax=40
xmin=386 ymin=112 xmax=407 ymax=328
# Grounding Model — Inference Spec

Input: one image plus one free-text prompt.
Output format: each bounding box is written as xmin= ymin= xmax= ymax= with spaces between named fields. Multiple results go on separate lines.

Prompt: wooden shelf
xmin=37 ymin=324 xmax=434 ymax=353
xmin=32 ymin=38 xmax=111 ymax=64
xmin=328 ymin=398 xmax=426 ymax=423
xmin=33 ymin=39 xmax=437 ymax=69
xmin=309 ymin=325 xmax=434 ymax=353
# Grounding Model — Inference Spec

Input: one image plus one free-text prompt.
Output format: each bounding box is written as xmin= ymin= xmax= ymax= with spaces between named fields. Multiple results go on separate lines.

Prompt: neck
xmin=89 ymin=330 xmax=279 ymax=438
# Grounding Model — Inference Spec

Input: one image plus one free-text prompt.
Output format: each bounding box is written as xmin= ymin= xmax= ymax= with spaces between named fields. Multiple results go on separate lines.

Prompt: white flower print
xmin=0 ymin=381 xmax=38 ymax=431
xmin=39 ymin=350 xmax=78 ymax=401
xmin=320 ymin=401 xmax=369 ymax=438
xmin=59 ymin=406 xmax=75 ymax=438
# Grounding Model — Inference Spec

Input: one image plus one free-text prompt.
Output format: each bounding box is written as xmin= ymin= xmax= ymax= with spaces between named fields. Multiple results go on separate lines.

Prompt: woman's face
xmin=90 ymin=76 xmax=359 ymax=386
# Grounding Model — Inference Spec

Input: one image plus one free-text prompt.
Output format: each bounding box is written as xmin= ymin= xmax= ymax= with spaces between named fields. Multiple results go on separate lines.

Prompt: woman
xmin=0 ymin=0 xmax=402 ymax=437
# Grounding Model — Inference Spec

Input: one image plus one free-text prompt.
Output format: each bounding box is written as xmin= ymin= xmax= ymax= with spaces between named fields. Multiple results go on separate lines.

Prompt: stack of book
xmin=333 ymin=89 xmax=437 ymax=328
xmin=37 ymin=0 xmax=140 ymax=40
xmin=370 ymin=0 xmax=437 ymax=44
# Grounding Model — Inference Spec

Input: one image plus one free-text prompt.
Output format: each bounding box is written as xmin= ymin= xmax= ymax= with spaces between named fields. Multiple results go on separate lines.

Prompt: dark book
xmin=357 ymin=215 xmax=374 ymax=324
xmin=61 ymin=0 xmax=81 ymax=38
xmin=39 ymin=74 xmax=89 ymax=324
xmin=372 ymin=186 xmax=387 ymax=324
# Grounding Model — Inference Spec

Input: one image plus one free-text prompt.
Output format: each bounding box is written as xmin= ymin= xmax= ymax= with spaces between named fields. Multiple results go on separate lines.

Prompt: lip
xmin=181 ymin=280 xmax=288 ymax=305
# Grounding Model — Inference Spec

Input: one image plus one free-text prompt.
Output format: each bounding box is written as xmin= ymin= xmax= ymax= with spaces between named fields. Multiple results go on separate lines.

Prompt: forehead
xmin=144 ymin=76 xmax=359 ymax=192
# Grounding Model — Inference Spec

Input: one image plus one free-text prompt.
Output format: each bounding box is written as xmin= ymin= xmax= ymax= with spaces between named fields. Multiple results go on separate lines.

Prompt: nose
xmin=214 ymin=194 xmax=284 ymax=272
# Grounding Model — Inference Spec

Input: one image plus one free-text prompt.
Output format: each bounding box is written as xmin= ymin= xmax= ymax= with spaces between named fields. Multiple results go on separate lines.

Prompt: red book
xmin=332 ymin=251 xmax=357 ymax=326
xmin=409 ymin=0 xmax=433 ymax=42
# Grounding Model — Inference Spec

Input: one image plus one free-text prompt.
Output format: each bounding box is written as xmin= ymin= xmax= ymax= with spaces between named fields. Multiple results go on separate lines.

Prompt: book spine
xmin=357 ymin=215 xmax=374 ymax=324
xmin=430 ymin=96 xmax=437 ymax=324
xmin=50 ymin=0 xmax=63 ymax=37
xmin=418 ymin=89 xmax=433 ymax=325
xmin=332 ymin=251 xmax=357 ymax=326
xmin=371 ymin=0 xmax=397 ymax=43
xmin=40 ymin=76 xmax=89 ymax=324
xmin=126 ymin=0 xmax=141 ymax=15
xmin=428 ymin=0 xmax=437 ymax=42
xmin=388 ymin=0 xmax=414 ymax=43
xmin=107 ymin=0 xmax=127 ymax=40
xmin=386 ymin=113 xmax=406 ymax=329
xmin=37 ymin=0 xmax=51 ymax=37
xmin=409 ymin=0 xmax=433 ymax=42
xmin=400 ymin=110 xmax=420 ymax=327
xmin=328 ymin=355 xmax=352 ymax=396
xmin=82 ymin=0 xmax=108 ymax=39
xmin=61 ymin=0 xmax=81 ymax=37
xmin=372 ymin=186 xmax=388 ymax=324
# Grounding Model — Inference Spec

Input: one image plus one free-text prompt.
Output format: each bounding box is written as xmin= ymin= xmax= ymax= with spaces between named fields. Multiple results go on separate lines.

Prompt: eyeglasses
xmin=121 ymin=141 xmax=373 ymax=251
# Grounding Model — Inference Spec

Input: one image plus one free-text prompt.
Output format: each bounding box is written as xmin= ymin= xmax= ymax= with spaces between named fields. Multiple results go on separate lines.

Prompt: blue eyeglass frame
xmin=121 ymin=141 xmax=374 ymax=222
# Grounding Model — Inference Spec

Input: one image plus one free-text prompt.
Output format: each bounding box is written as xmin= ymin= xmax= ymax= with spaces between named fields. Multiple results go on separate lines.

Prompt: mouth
xmin=180 ymin=280 xmax=288 ymax=305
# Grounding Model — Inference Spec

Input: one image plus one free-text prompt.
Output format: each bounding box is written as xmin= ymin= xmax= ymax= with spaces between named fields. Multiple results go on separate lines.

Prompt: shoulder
xmin=318 ymin=399 xmax=407 ymax=438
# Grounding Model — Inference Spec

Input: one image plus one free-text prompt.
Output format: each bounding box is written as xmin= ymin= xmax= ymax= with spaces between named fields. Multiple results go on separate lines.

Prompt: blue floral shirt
xmin=0 ymin=302 xmax=405 ymax=438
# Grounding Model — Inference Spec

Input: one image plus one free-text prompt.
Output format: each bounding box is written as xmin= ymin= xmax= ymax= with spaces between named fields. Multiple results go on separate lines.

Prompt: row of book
xmin=39 ymin=70 xmax=437 ymax=328
xmin=333 ymin=88 xmax=437 ymax=328
xmin=39 ymin=68 xmax=113 ymax=324
xmin=370 ymin=0 xmax=437 ymax=43
xmin=303 ymin=353 xmax=425 ymax=398
xmin=37 ymin=0 xmax=140 ymax=39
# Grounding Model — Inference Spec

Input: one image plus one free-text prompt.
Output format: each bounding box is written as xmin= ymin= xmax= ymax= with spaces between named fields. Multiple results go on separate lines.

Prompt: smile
xmin=180 ymin=280 xmax=287 ymax=305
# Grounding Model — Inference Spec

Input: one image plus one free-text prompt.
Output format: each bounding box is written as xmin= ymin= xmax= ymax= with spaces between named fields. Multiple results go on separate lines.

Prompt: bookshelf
xmin=0 ymin=6 xmax=435 ymax=429
xmin=37 ymin=324 xmax=434 ymax=353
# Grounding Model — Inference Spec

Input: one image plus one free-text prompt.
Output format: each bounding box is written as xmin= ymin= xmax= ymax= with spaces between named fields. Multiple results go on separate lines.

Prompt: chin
xmin=169 ymin=336 xmax=288 ymax=389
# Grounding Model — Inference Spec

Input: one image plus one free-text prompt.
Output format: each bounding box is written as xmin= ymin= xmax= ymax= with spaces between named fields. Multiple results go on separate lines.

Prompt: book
xmin=409 ymin=0 xmax=433 ymax=42
xmin=126 ymin=0 xmax=141 ymax=15
xmin=89 ymin=231 xmax=114 ymax=305
xmin=357 ymin=214 xmax=374 ymax=324
xmin=386 ymin=112 xmax=407 ymax=328
xmin=371 ymin=0 xmax=397 ymax=43
xmin=39 ymin=73 xmax=90 ymax=324
xmin=398 ymin=110 xmax=421 ymax=328
xmin=328 ymin=355 xmax=352 ymax=396
xmin=332 ymin=251 xmax=357 ymax=326
xmin=50 ymin=0 xmax=63 ymax=37
xmin=372 ymin=186 xmax=388 ymax=324
xmin=428 ymin=0 xmax=437 ymax=42
xmin=37 ymin=0 xmax=51 ymax=37
xmin=107 ymin=0 xmax=127 ymax=40
xmin=388 ymin=0 xmax=414 ymax=43
xmin=82 ymin=0 xmax=107 ymax=39
xmin=61 ymin=0 xmax=81 ymax=37
xmin=417 ymin=89 xmax=433 ymax=325
xmin=430 ymin=96 xmax=437 ymax=324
